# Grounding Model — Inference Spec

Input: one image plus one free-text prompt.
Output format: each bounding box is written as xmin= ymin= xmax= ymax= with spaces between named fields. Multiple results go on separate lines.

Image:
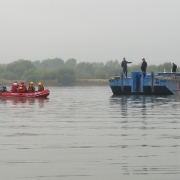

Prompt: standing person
xmin=141 ymin=58 xmax=147 ymax=77
xmin=172 ymin=63 xmax=177 ymax=73
xmin=121 ymin=57 xmax=132 ymax=78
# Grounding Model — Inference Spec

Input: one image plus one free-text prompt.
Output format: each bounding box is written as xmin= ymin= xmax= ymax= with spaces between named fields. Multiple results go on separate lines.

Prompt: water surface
xmin=0 ymin=86 xmax=180 ymax=180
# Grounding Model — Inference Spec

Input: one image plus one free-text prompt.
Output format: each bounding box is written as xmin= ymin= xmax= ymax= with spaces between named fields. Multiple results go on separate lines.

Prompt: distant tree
xmin=57 ymin=67 xmax=75 ymax=85
xmin=76 ymin=62 xmax=95 ymax=77
xmin=22 ymin=69 xmax=41 ymax=84
xmin=92 ymin=62 xmax=105 ymax=69
xmin=33 ymin=60 xmax=41 ymax=68
xmin=0 ymin=66 xmax=6 ymax=78
xmin=157 ymin=62 xmax=171 ymax=72
xmin=94 ymin=69 xmax=107 ymax=79
xmin=3 ymin=71 xmax=18 ymax=80
xmin=35 ymin=58 xmax=64 ymax=69
xmin=104 ymin=60 xmax=121 ymax=77
xmin=76 ymin=69 xmax=92 ymax=79
xmin=1 ymin=58 xmax=179 ymax=84
xmin=65 ymin=58 xmax=77 ymax=69
xmin=6 ymin=59 xmax=36 ymax=79
xmin=147 ymin=65 xmax=158 ymax=73
xmin=105 ymin=60 xmax=119 ymax=67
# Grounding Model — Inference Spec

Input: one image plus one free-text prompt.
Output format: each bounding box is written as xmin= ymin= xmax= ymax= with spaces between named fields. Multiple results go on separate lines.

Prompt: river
xmin=0 ymin=86 xmax=180 ymax=180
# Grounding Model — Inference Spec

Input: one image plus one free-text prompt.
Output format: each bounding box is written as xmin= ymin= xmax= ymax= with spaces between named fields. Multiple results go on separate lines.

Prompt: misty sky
xmin=0 ymin=0 xmax=180 ymax=65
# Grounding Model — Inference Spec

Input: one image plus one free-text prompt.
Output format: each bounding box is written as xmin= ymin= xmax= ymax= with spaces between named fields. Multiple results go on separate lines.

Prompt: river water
xmin=0 ymin=86 xmax=180 ymax=180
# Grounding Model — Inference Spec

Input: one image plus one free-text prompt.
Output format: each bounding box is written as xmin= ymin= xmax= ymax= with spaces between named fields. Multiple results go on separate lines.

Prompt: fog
xmin=0 ymin=0 xmax=180 ymax=65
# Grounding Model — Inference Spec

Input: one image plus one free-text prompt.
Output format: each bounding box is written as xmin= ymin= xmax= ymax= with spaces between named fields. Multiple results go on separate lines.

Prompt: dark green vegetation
xmin=0 ymin=58 xmax=178 ymax=86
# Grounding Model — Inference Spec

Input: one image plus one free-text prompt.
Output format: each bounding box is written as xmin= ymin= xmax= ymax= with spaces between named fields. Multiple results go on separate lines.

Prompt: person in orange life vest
xmin=18 ymin=82 xmax=27 ymax=93
xmin=11 ymin=80 xmax=19 ymax=92
xmin=28 ymin=82 xmax=35 ymax=92
xmin=38 ymin=82 xmax=44 ymax=91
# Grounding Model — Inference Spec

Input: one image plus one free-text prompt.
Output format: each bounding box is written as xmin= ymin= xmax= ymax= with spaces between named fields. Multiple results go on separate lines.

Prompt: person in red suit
xmin=28 ymin=82 xmax=35 ymax=92
xmin=11 ymin=81 xmax=19 ymax=93
xmin=18 ymin=82 xmax=27 ymax=93
xmin=38 ymin=82 xmax=44 ymax=91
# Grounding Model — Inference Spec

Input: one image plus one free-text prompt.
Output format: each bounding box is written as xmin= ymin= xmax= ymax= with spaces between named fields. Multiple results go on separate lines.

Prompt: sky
xmin=0 ymin=0 xmax=180 ymax=65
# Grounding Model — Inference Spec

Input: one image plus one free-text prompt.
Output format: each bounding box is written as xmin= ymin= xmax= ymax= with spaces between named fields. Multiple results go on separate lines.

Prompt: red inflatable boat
xmin=0 ymin=89 xmax=50 ymax=98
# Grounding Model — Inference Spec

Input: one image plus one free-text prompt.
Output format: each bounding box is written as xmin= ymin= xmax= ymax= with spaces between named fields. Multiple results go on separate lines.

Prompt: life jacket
xmin=28 ymin=85 xmax=35 ymax=92
xmin=11 ymin=84 xmax=19 ymax=92
xmin=18 ymin=84 xmax=27 ymax=93
xmin=38 ymin=84 xmax=44 ymax=91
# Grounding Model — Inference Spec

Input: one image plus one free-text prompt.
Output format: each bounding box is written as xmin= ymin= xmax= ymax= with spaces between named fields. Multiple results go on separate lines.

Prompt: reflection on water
xmin=0 ymin=97 xmax=49 ymax=107
xmin=110 ymin=94 xmax=180 ymax=179
xmin=110 ymin=94 xmax=180 ymax=117
xmin=0 ymin=86 xmax=180 ymax=180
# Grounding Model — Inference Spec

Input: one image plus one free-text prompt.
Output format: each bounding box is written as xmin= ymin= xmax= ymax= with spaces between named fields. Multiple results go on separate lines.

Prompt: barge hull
xmin=109 ymin=72 xmax=180 ymax=95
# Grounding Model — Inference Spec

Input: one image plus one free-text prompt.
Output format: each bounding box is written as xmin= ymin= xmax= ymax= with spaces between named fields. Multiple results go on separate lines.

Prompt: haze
xmin=0 ymin=0 xmax=180 ymax=65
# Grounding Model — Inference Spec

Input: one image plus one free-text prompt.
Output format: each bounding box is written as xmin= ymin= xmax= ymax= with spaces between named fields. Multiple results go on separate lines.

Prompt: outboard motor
xmin=0 ymin=86 xmax=7 ymax=92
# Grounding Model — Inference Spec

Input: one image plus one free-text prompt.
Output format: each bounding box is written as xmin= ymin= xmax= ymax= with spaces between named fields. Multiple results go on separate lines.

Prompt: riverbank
xmin=0 ymin=79 xmax=109 ymax=86
xmin=75 ymin=79 xmax=109 ymax=86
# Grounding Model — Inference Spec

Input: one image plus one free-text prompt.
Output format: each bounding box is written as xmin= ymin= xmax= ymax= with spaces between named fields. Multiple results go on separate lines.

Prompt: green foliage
xmin=6 ymin=59 xmax=36 ymax=79
xmin=3 ymin=71 xmax=18 ymax=80
xmin=21 ymin=69 xmax=41 ymax=84
xmin=157 ymin=62 xmax=172 ymax=72
xmin=1 ymin=58 xmax=179 ymax=86
xmin=105 ymin=60 xmax=119 ymax=67
xmin=94 ymin=69 xmax=107 ymax=79
xmin=65 ymin=58 xmax=77 ymax=69
xmin=57 ymin=67 xmax=75 ymax=85
xmin=92 ymin=62 xmax=105 ymax=68
xmin=33 ymin=58 xmax=64 ymax=69
xmin=77 ymin=62 xmax=95 ymax=77
xmin=147 ymin=65 xmax=158 ymax=73
xmin=76 ymin=69 xmax=92 ymax=79
xmin=0 ymin=66 xmax=6 ymax=78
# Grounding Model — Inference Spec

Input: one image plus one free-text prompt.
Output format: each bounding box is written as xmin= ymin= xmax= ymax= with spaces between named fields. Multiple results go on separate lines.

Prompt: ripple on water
xmin=0 ymin=87 xmax=180 ymax=180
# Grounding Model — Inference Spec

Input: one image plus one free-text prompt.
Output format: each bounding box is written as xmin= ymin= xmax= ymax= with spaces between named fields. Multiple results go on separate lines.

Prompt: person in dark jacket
xmin=141 ymin=58 xmax=147 ymax=77
xmin=121 ymin=57 xmax=132 ymax=78
xmin=172 ymin=63 xmax=177 ymax=73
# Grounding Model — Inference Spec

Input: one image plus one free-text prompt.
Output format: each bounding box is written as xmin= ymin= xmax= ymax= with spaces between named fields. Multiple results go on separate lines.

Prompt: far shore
xmin=0 ymin=79 xmax=109 ymax=87
xmin=75 ymin=79 xmax=109 ymax=86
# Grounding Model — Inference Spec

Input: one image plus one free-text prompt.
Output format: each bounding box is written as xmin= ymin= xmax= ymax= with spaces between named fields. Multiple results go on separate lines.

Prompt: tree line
xmin=0 ymin=58 xmax=179 ymax=85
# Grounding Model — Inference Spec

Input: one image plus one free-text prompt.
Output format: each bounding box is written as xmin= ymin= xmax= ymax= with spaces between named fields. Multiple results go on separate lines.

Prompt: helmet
xmin=14 ymin=80 xmax=17 ymax=83
xmin=38 ymin=82 xmax=41 ymax=85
